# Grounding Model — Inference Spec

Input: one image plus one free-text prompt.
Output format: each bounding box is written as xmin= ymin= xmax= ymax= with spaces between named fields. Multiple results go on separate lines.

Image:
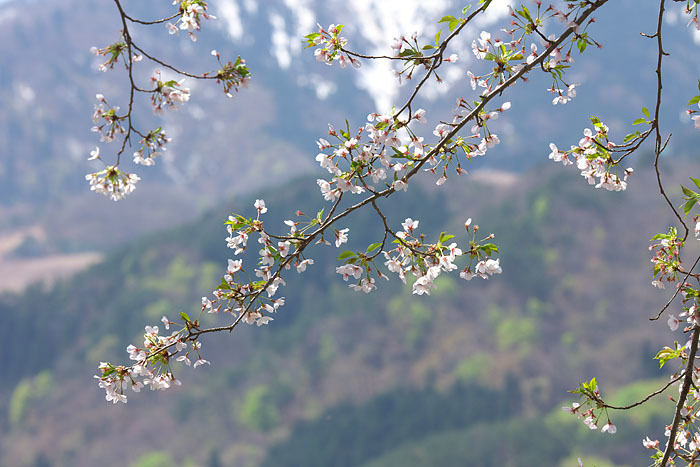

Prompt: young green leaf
xmin=337 ymin=251 xmax=356 ymax=261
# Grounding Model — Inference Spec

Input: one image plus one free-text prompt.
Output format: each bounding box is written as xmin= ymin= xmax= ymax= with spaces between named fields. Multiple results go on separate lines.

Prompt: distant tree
xmin=90 ymin=1 xmax=700 ymax=465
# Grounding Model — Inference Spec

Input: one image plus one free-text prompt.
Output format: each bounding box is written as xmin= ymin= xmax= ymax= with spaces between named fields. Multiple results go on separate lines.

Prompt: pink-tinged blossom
xmin=583 ymin=416 xmax=597 ymax=430
xmin=444 ymin=53 xmax=459 ymax=63
xmin=643 ymin=437 xmax=659 ymax=449
xmin=278 ymin=241 xmax=291 ymax=257
xmin=413 ymin=108 xmax=427 ymax=123
xmin=526 ymin=43 xmax=538 ymax=64
xmin=562 ymin=402 xmax=582 ymax=417
xmin=193 ymin=358 xmax=210 ymax=368
xmin=335 ymin=228 xmax=349 ymax=247
xmin=350 ymin=277 xmax=376 ymax=293
xmin=254 ymin=199 xmax=268 ymax=214
xmin=692 ymin=114 xmax=700 ymax=129
xmin=284 ymin=220 xmax=297 ymax=234
xmin=88 ymin=147 xmax=100 ymax=161
xmin=601 ymin=423 xmax=617 ymax=434
xmin=227 ymin=259 xmax=242 ymax=274
xmin=668 ymin=314 xmax=680 ymax=331
xmin=336 ymin=264 xmax=363 ymax=281
xmin=433 ymin=124 xmax=450 ymax=138
xmin=476 ymin=258 xmax=502 ymax=277
xmin=296 ymin=258 xmax=314 ymax=273
xmin=393 ymin=180 xmax=408 ymax=192
xmin=402 ymin=218 xmax=419 ymax=235
xmin=317 ymin=179 xmax=339 ymax=201
xmin=260 ymin=248 xmax=275 ymax=266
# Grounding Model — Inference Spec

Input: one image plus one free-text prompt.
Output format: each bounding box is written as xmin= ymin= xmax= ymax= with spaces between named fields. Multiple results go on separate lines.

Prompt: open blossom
xmin=401 ymin=218 xmax=419 ymax=235
xmin=335 ymin=228 xmax=349 ymax=247
xmin=643 ymin=437 xmax=659 ymax=449
xmin=336 ymin=264 xmax=363 ymax=281
xmin=85 ymin=168 xmax=140 ymax=201
xmin=476 ymin=258 xmax=502 ymax=277
xmin=601 ymin=423 xmax=616 ymax=434
xmin=668 ymin=314 xmax=680 ymax=331
xmin=254 ymin=199 xmax=267 ymax=214
xmin=296 ymin=258 xmax=314 ymax=273
xmin=350 ymin=277 xmax=376 ymax=293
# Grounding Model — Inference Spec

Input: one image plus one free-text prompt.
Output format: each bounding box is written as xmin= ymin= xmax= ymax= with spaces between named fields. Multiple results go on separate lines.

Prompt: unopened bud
xmin=465 ymin=218 xmax=472 ymax=229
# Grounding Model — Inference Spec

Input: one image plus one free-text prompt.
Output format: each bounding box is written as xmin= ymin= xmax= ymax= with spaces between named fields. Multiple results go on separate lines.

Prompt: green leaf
xmin=439 ymin=233 xmax=455 ymax=243
xmin=422 ymin=44 xmax=435 ymax=50
xmin=577 ymin=40 xmax=587 ymax=53
xmin=623 ymin=133 xmax=635 ymax=143
xmin=462 ymin=5 xmax=472 ymax=14
xmin=655 ymin=347 xmax=680 ymax=369
xmin=691 ymin=177 xmax=700 ymax=190
xmin=337 ymin=251 xmax=356 ymax=261
xmin=483 ymin=53 xmax=496 ymax=61
xmin=366 ymin=242 xmax=381 ymax=253
xmin=642 ymin=107 xmax=649 ymax=118
xmin=688 ymin=95 xmax=700 ymax=105
xmin=448 ymin=19 xmax=460 ymax=32
xmin=481 ymin=243 xmax=499 ymax=254
xmin=434 ymin=30 xmax=441 ymax=45
xmin=684 ymin=198 xmax=696 ymax=217
xmin=438 ymin=15 xmax=457 ymax=24
xmin=179 ymin=311 xmax=191 ymax=322
xmin=681 ymin=185 xmax=697 ymax=198
xmin=632 ymin=117 xmax=646 ymax=125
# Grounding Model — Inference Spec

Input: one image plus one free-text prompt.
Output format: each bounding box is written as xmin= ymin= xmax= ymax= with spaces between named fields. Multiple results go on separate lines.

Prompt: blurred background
xmin=1 ymin=0 xmax=700 ymax=465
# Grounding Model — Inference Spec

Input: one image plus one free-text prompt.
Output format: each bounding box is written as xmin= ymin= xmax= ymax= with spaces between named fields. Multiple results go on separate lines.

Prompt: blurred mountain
xmin=0 ymin=0 xmax=699 ymax=252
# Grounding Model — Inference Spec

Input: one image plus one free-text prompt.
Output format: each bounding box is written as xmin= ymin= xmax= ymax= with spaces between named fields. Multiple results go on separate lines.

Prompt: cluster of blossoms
xmin=96 ymin=320 xmax=192 ymax=403
xmin=210 ymin=51 xmax=252 ymax=97
xmin=650 ymin=227 xmax=685 ymax=291
xmin=167 ymin=0 xmax=215 ymax=42
xmin=150 ymin=71 xmax=191 ymax=113
xmin=378 ymin=217 xmax=500 ymax=296
xmin=85 ymin=166 xmax=140 ymax=201
xmin=304 ymin=24 xmax=360 ymax=68
xmin=388 ymin=27 xmax=461 ymax=83
xmin=90 ymin=41 xmax=129 ymax=72
xmin=429 ymin=98 xmax=511 ymax=181
xmin=313 ymin=109 xmax=429 ymax=202
xmin=646 ymin=324 xmax=700 ymax=463
xmin=548 ymin=118 xmax=633 ymax=192
xmin=133 ymin=127 xmax=171 ymax=166
xmin=91 ymin=94 xmax=125 ymax=143
xmin=563 ymin=378 xmax=617 ymax=436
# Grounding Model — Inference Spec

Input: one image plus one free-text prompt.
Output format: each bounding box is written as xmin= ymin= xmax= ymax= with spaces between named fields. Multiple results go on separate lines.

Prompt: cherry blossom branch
xmin=157 ymin=0 xmax=611 ymax=341
xmin=120 ymin=10 xmax=181 ymax=26
xmin=650 ymin=0 xmax=689 ymax=242
xmin=601 ymin=373 xmax=684 ymax=410
xmin=651 ymin=254 xmax=700 ymax=320
xmin=661 ymin=326 xmax=700 ymax=466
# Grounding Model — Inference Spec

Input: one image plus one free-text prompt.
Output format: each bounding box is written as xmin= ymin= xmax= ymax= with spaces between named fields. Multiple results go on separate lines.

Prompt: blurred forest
xmin=1 ymin=163 xmax=696 ymax=466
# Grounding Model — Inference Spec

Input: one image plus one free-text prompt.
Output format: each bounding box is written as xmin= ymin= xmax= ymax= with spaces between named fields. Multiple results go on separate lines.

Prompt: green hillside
xmin=0 ymin=163 xmax=689 ymax=466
